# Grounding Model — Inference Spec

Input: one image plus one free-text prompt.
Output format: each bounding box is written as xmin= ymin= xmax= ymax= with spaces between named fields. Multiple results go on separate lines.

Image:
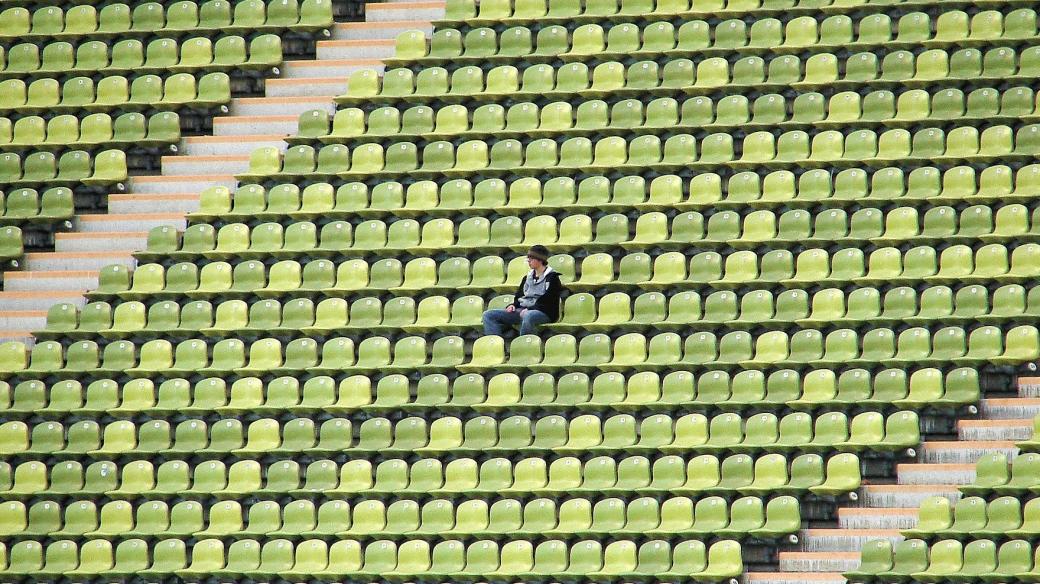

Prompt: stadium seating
xmin=0 ymin=494 xmax=801 ymax=539
xmin=0 ymin=149 xmax=126 ymax=187
xmin=337 ymin=49 xmax=1040 ymax=104
xmin=0 ymin=72 xmax=230 ymax=114
xmin=0 ymin=366 xmax=980 ymax=416
xmin=0 ymin=35 xmax=282 ymax=77
xmin=0 ymin=0 xmax=335 ymax=267
xmin=0 ymin=410 xmax=921 ymax=455
xmin=297 ymin=85 xmax=1040 ymax=144
xmin=35 ymin=285 xmax=1040 ymax=337
xmin=0 ymin=450 xmax=857 ymax=494
xmin=235 ymin=126 xmax=1040 ymax=179
xmin=0 ymin=112 xmax=180 ymax=151
xmin=848 ymin=448 xmax=1040 ymax=582
xmin=4 ymin=0 xmax=1040 ymax=581
xmin=0 ymin=535 xmax=743 ymax=579
xmin=0 ymin=0 xmax=333 ymax=41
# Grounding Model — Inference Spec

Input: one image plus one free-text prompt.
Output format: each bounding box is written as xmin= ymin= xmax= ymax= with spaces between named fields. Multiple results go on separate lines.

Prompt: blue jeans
xmin=482 ymin=308 xmax=551 ymax=336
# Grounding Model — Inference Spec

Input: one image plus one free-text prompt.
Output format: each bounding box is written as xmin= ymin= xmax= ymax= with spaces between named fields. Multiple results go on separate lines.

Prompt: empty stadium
xmin=0 ymin=0 xmax=1039 ymax=582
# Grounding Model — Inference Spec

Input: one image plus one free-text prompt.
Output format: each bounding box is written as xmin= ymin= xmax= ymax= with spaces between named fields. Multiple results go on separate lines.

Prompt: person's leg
xmin=519 ymin=309 xmax=551 ymax=335
xmin=482 ymin=309 xmax=521 ymax=335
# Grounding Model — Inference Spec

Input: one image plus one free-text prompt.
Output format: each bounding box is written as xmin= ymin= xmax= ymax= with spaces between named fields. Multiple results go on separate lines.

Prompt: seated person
xmin=482 ymin=245 xmax=565 ymax=336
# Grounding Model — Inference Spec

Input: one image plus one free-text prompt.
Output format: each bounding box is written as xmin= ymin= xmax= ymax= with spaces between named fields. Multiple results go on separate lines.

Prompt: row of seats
xmin=160 ymin=205 xmax=1040 ymax=257
xmin=960 ymin=452 xmax=1040 ymax=495
xmin=395 ymin=12 xmax=1040 ymax=66
xmin=0 ymin=410 xmax=922 ymax=457
xmin=0 ymin=112 xmax=179 ymax=151
xmin=555 ymin=285 xmax=1040 ymax=329
xmin=47 ymin=294 xmax=504 ymax=335
xmin=0 ymin=452 xmax=862 ymax=497
xmin=847 ymin=538 xmax=1037 ymax=583
xmin=0 ymin=0 xmax=333 ymax=42
xmin=0 ymin=72 xmax=231 ymax=114
xmin=661 ymin=203 xmax=1040 ymax=246
xmin=88 ymin=256 xmax=523 ymax=299
xmin=459 ymin=327 xmax=1039 ymax=369
xmin=0 ymin=35 xmax=281 ymax=78
xmin=0 ymin=495 xmax=797 ymax=540
xmin=0 ymin=334 xmax=451 ymax=378
xmin=338 ymin=49 xmax=1040 ymax=104
xmin=129 ymin=233 xmax=1040 ymax=290
xmin=0 ymin=149 xmax=126 ymax=187
xmin=48 ymin=283 xmax=1040 ymax=344
xmin=167 ymin=206 xmax=1040 ymax=255
xmin=905 ymin=496 xmax=1040 ymax=539
xmin=0 ymin=537 xmax=743 ymax=581
xmin=559 ymin=245 xmax=1040 ymax=290
xmin=441 ymin=0 xmax=1024 ymax=26
xmin=238 ymin=125 xmax=1040 ymax=182
xmin=2 ymin=325 xmax=1035 ymax=380
xmin=200 ymin=165 xmax=1040 ymax=221
xmin=0 ymin=188 xmax=74 ymax=224
xmin=83 ymin=243 xmax=1040 ymax=305
xmin=299 ymin=87 xmax=1040 ymax=143
xmin=0 ymin=365 xmax=978 ymax=416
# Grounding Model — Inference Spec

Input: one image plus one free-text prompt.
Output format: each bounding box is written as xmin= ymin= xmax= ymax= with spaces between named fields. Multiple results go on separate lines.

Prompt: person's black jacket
xmin=511 ymin=270 xmax=566 ymax=321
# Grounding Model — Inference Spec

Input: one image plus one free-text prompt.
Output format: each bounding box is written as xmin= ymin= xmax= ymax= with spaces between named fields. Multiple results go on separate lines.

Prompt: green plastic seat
xmin=809 ymin=453 xmax=861 ymax=496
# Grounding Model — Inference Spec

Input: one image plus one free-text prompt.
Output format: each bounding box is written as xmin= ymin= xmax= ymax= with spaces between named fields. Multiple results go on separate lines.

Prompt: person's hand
xmin=505 ymin=305 xmax=516 ymax=312
xmin=519 ymin=308 xmax=529 ymax=317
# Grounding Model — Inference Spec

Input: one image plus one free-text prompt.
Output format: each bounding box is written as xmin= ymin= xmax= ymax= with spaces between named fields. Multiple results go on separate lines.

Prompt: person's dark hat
xmin=527 ymin=245 xmax=550 ymax=263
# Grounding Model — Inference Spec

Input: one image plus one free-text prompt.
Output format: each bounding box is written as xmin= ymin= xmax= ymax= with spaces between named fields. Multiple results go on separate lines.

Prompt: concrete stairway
xmin=745 ymin=375 xmax=1040 ymax=584
xmin=0 ymin=0 xmax=443 ymax=344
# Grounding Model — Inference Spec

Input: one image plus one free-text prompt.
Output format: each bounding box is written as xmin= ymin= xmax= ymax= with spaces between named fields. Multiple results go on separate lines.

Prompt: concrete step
xmin=108 ymin=193 xmax=200 ymax=215
xmin=365 ymin=1 xmax=444 ymax=21
xmin=24 ymin=252 xmax=134 ymax=273
xmin=332 ymin=19 xmax=433 ymax=41
xmin=958 ymin=418 xmax=1033 ymax=441
xmin=0 ymin=311 xmax=47 ymax=331
xmin=181 ymin=135 xmax=289 ymax=156
xmin=981 ymin=397 xmax=1040 ymax=420
xmin=265 ymin=76 xmax=345 ymax=98
xmin=778 ymin=552 xmax=860 ymax=573
xmin=745 ymin=573 xmax=845 ymax=584
xmin=281 ymin=58 xmax=384 ymax=79
xmin=230 ymin=96 xmax=337 ymax=117
xmin=799 ymin=529 xmax=902 ymax=553
xmin=837 ymin=507 xmax=917 ymax=530
xmin=160 ymin=155 xmax=250 ymax=176
xmin=4 ymin=271 xmax=98 ymax=292
xmin=919 ymin=440 xmax=1018 ymax=464
xmin=1020 ymin=376 xmax=1040 ymax=398
xmin=54 ymin=232 xmax=149 ymax=253
xmin=130 ymin=175 xmax=236 ymax=195
xmin=317 ymin=38 xmax=395 ymax=60
xmin=74 ymin=213 xmax=186 ymax=234
xmin=0 ymin=290 xmax=88 ymax=311
xmin=861 ymin=484 xmax=962 ymax=508
xmin=212 ymin=115 xmax=298 ymax=137
xmin=0 ymin=331 xmax=35 ymax=345
xmin=896 ymin=463 xmax=975 ymax=485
